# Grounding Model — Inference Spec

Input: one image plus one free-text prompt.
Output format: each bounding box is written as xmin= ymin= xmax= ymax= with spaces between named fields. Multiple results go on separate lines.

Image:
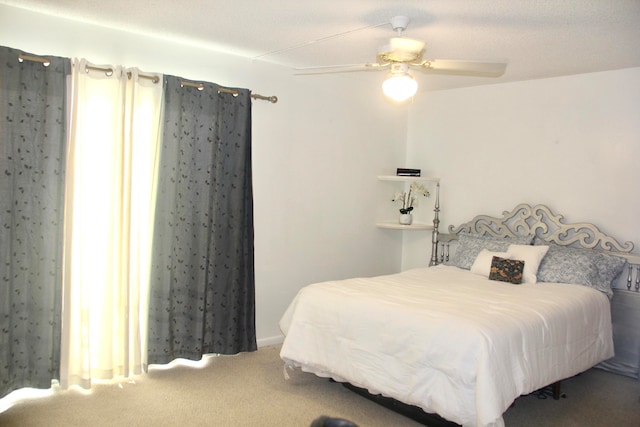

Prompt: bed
xmin=279 ymin=204 xmax=640 ymax=427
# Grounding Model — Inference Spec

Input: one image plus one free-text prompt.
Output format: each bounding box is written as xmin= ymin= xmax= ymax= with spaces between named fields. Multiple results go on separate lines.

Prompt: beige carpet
xmin=1 ymin=345 xmax=638 ymax=426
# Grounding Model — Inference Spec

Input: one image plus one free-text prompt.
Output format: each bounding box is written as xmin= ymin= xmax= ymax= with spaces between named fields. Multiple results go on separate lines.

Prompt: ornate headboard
xmin=438 ymin=203 xmax=640 ymax=290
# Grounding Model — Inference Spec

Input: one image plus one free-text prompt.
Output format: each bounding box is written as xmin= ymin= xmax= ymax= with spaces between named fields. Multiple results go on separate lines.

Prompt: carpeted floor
xmin=1 ymin=345 xmax=638 ymax=426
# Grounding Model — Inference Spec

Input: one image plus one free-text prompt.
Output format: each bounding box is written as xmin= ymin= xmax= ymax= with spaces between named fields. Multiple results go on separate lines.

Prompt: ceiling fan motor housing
xmin=389 ymin=62 xmax=410 ymax=75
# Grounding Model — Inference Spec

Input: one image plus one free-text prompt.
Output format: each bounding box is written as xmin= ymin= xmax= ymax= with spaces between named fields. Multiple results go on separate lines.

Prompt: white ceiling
xmin=3 ymin=0 xmax=640 ymax=92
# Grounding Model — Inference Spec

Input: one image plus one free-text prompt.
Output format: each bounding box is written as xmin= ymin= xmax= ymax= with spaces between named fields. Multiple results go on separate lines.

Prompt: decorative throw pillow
xmin=451 ymin=233 xmax=534 ymax=270
xmin=506 ymin=244 xmax=550 ymax=284
xmin=470 ymin=250 xmax=512 ymax=277
xmin=489 ymin=256 xmax=525 ymax=284
xmin=535 ymin=241 xmax=626 ymax=298
xmin=595 ymin=252 xmax=627 ymax=294
xmin=536 ymin=244 xmax=601 ymax=286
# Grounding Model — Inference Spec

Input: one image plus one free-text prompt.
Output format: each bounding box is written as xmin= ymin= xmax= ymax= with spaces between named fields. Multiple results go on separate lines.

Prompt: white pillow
xmin=507 ymin=244 xmax=550 ymax=284
xmin=470 ymin=249 xmax=512 ymax=278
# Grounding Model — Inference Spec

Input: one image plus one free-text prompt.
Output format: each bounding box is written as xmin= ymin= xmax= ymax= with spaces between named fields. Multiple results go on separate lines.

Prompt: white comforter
xmin=279 ymin=265 xmax=613 ymax=427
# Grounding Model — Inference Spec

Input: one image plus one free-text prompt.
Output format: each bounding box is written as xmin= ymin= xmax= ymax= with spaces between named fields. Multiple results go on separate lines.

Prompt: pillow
xmin=536 ymin=244 xmax=600 ymax=287
xmin=470 ymin=250 xmax=512 ymax=277
xmin=489 ymin=256 xmax=525 ymax=284
xmin=451 ymin=233 xmax=534 ymax=270
xmin=507 ymin=244 xmax=550 ymax=284
xmin=535 ymin=242 xmax=626 ymax=297
xmin=595 ymin=252 xmax=627 ymax=292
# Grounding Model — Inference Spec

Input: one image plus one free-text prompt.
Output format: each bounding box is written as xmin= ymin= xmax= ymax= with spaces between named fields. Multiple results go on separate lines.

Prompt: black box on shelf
xmin=396 ymin=168 xmax=421 ymax=176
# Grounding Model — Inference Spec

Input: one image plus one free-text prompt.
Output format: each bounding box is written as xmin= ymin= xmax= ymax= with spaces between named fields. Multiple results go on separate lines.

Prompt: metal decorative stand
xmin=429 ymin=183 xmax=440 ymax=266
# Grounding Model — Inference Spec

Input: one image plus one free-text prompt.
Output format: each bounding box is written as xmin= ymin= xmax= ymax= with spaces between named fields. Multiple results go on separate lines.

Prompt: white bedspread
xmin=279 ymin=265 xmax=613 ymax=427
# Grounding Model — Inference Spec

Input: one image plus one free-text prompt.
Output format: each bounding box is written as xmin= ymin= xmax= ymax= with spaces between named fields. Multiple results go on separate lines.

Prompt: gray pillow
xmin=451 ymin=233 xmax=534 ymax=270
xmin=597 ymin=251 xmax=628 ymax=291
xmin=535 ymin=241 xmax=626 ymax=298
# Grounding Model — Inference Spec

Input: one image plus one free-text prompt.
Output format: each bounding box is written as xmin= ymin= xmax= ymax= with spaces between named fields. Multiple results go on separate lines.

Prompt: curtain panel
xmin=59 ymin=61 xmax=163 ymax=388
xmin=1 ymin=46 xmax=257 ymax=398
xmin=0 ymin=47 xmax=70 ymax=398
xmin=147 ymin=76 xmax=256 ymax=364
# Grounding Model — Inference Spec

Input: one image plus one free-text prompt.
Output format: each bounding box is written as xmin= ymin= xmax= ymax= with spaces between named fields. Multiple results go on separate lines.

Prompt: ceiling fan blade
xmin=417 ymin=60 xmax=507 ymax=77
xmin=293 ymin=63 xmax=389 ymax=75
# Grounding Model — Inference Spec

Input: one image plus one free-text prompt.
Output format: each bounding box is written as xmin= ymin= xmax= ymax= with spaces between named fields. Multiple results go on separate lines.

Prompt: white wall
xmin=8 ymin=5 xmax=637 ymax=346
xmin=404 ymin=68 xmax=640 ymax=269
xmin=0 ymin=5 xmax=410 ymax=346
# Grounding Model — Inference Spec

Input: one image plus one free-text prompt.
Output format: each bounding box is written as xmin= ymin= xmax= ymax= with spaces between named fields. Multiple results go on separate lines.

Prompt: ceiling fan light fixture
xmin=382 ymin=72 xmax=418 ymax=102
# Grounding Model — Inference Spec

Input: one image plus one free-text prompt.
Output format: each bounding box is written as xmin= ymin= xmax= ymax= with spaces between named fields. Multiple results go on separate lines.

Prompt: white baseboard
xmin=257 ymin=335 xmax=284 ymax=348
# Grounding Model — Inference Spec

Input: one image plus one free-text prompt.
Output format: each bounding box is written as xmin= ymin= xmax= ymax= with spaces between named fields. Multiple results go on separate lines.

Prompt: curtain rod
xmin=17 ymin=53 xmax=278 ymax=104
xmin=180 ymin=80 xmax=278 ymax=104
xmin=18 ymin=53 xmax=50 ymax=66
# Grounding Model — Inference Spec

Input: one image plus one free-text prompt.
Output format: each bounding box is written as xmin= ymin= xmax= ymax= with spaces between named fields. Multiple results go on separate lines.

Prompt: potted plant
xmin=392 ymin=182 xmax=430 ymax=225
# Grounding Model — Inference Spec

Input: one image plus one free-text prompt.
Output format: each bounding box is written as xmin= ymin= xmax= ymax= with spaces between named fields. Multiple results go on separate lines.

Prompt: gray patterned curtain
xmin=0 ymin=46 xmax=70 ymax=398
xmin=147 ymin=76 xmax=256 ymax=364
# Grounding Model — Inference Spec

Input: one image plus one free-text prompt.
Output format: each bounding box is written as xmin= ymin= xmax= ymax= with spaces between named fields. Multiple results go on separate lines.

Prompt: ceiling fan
xmin=294 ymin=16 xmax=507 ymax=102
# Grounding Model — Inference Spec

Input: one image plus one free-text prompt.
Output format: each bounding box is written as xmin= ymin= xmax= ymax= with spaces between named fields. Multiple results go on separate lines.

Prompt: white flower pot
xmin=399 ymin=213 xmax=413 ymax=225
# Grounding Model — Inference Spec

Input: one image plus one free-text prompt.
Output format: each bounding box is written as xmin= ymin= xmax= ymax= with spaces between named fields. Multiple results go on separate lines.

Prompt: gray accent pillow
xmin=596 ymin=252 xmax=628 ymax=291
xmin=451 ymin=233 xmax=534 ymax=270
xmin=535 ymin=239 xmax=627 ymax=298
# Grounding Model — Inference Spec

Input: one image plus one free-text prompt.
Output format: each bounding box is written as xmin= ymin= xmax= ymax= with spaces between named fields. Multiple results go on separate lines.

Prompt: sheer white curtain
xmin=60 ymin=60 xmax=163 ymax=388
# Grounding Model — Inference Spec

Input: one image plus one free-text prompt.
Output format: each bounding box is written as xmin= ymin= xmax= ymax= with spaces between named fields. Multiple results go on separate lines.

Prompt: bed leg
xmin=552 ymin=381 xmax=561 ymax=400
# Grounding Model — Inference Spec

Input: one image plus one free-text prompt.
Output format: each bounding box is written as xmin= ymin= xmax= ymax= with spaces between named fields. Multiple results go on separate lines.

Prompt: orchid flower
xmin=392 ymin=182 xmax=430 ymax=214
